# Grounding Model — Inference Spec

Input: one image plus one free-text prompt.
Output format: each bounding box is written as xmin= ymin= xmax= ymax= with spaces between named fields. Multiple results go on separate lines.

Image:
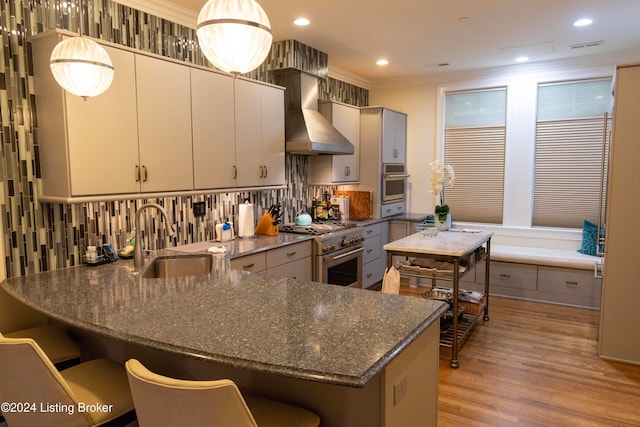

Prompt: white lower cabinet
xmin=537 ymin=266 xmax=601 ymax=308
xmin=230 ymin=252 xmax=266 ymax=274
xmin=231 ymin=241 xmax=312 ymax=281
xmin=467 ymin=261 xmax=601 ymax=308
xmin=362 ymin=223 xmax=388 ymax=289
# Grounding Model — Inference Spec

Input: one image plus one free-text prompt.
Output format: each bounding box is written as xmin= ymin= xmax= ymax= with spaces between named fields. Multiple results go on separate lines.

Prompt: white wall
xmin=369 ymin=83 xmax=439 ymax=215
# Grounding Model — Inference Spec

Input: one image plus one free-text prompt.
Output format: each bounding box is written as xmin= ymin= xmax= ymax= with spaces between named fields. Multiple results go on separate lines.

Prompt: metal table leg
xmin=451 ymin=259 xmax=460 ymax=368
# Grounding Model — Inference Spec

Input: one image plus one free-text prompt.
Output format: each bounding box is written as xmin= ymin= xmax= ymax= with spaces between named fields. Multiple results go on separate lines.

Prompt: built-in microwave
xmin=382 ymin=163 xmax=409 ymax=204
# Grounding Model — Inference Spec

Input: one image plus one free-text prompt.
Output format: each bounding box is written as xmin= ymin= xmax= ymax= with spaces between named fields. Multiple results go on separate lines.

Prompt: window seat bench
xmin=489 ymin=244 xmax=602 ymax=271
xmin=461 ymin=245 xmax=603 ymax=309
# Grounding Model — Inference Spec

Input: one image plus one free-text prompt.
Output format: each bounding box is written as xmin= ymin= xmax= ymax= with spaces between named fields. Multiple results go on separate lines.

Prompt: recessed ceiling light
xmin=515 ymin=56 xmax=529 ymax=63
xmin=376 ymin=59 xmax=389 ymax=66
xmin=573 ymin=18 xmax=593 ymax=27
xmin=294 ymin=18 xmax=310 ymax=26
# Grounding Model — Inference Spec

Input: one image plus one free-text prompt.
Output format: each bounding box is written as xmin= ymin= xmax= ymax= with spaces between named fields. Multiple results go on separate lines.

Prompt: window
xmin=533 ymin=79 xmax=612 ymax=228
xmin=444 ymin=88 xmax=507 ymax=223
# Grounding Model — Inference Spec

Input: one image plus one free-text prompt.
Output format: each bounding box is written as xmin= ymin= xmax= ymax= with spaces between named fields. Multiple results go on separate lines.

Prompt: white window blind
xmin=533 ymin=79 xmax=612 ymax=228
xmin=444 ymin=88 xmax=507 ymax=223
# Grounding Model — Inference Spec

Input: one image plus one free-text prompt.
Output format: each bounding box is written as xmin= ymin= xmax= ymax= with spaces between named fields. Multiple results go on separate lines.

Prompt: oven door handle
xmin=383 ymin=173 xmax=410 ymax=178
xmin=327 ymin=247 xmax=363 ymax=261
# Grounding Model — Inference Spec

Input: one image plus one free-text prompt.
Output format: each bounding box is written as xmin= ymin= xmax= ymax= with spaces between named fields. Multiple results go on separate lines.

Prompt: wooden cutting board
xmin=335 ymin=190 xmax=373 ymax=219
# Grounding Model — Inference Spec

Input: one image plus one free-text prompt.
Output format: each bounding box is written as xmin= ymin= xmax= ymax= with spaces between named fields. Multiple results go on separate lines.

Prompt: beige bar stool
xmin=126 ymin=358 xmax=320 ymax=427
xmin=4 ymin=324 xmax=81 ymax=367
xmin=0 ymin=333 xmax=135 ymax=426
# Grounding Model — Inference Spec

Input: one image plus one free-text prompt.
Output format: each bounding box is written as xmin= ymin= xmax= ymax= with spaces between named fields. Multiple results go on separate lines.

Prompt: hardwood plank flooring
xmin=399 ymin=285 xmax=640 ymax=426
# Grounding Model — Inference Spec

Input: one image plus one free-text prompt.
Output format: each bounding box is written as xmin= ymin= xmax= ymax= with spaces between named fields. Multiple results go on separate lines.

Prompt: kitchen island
xmin=2 ymin=249 xmax=447 ymax=426
xmin=385 ymin=230 xmax=493 ymax=368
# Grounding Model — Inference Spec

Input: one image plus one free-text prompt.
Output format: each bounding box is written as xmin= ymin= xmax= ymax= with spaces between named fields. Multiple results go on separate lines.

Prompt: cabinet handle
xmin=565 ymin=281 xmax=579 ymax=288
xmin=264 ymin=165 xmax=268 ymax=178
xmin=366 ymin=249 xmax=373 ymax=254
xmin=386 ymin=208 xmax=392 ymax=213
xmin=243 ymin=263 xmax=255 ymax=269
xmin=393 ymin=148 xmax=398 ymax=158
xmin=232 ymin=165 xmax=237 ymax=179
xmin=366 ymin=273 xmax=373 ymax=278
xmin=499 ymin=274 xmax=511 ymax=280
xmin=135 ymin=165 xmax=140 ymax=182
xmin=142 ymin=165 xmax=148 ymax=182
xmin=366 ymin=229 xmax=373 ymax=235
xmin=286 ymin=251 xmax=296 ymax=257
xmin=594 ymin=260 xmax=603 ymax=279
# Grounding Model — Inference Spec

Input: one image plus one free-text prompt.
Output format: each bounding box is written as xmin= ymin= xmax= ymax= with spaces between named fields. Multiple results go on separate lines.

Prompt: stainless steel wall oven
xmin=382 ymin=163 xmax=409 ymax=204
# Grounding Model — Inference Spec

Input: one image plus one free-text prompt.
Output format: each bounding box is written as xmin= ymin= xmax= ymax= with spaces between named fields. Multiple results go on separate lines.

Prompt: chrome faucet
xmin=133 ymin=203 xmax=175 ymax=268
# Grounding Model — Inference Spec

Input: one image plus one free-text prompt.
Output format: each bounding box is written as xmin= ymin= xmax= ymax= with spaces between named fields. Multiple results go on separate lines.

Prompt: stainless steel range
xmin=279 ymin=222 xmax=364 ymax=288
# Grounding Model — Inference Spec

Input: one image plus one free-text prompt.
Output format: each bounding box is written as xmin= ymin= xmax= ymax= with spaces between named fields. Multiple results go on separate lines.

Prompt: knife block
xmin=254 ymin=211 xmax=279 ymax=236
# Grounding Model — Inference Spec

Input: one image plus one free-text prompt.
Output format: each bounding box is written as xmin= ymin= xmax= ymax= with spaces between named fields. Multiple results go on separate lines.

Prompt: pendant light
xmin=196 ymin=0 xmax=273 ymax=75
xmin=49 ymin=36 xmax=114 ymax=100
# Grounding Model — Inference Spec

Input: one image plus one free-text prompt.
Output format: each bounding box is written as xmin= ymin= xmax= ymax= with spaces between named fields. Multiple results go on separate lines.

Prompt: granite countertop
xmin=385 ymin=230 xmax=493 ymax=257
xmin=1 ymin=250 xmax=447 ymax=388
xmin=166 ymin=233 xmax=314 ymax=257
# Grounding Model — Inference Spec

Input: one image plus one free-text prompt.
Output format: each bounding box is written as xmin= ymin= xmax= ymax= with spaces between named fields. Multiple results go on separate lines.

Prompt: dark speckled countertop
xmin=1 ymin=236 xmax=447 ymax=388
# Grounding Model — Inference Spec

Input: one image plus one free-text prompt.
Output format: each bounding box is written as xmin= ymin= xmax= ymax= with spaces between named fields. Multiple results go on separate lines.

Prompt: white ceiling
xmin=144 ymin=0 xmax=640 ymax=86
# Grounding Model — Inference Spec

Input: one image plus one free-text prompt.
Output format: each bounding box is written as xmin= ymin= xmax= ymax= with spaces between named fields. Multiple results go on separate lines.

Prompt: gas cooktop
xmin=279 ymin=221 xmax=357 ymax=236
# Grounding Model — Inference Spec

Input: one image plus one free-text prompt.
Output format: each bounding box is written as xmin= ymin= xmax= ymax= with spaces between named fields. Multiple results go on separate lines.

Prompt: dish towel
xmin=382 ymin=266 xmax=400 ymax=294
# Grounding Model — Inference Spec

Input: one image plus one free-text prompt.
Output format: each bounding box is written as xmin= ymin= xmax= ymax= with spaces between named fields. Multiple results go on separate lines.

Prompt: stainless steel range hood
xmin=273 ymin=69 xmax=354 ymax=155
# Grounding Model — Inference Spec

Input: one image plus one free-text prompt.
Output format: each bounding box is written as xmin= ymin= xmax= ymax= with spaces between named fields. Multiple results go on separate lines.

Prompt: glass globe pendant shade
xmin=50 ymin=37 xmax=115 ymax=100
xmin=197 ymin=0 xmax=273 ymax=75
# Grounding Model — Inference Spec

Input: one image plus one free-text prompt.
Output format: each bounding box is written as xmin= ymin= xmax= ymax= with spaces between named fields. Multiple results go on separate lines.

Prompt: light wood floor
xmin=399 ymin=285 xmax=640 ymax=426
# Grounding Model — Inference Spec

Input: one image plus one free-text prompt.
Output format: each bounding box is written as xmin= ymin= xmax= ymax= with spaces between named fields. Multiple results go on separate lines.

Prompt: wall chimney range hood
xmin=273 ymin=69 xmax=354 ymax=155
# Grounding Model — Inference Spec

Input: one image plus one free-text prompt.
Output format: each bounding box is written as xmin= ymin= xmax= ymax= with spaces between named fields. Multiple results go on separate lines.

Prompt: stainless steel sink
xmin=143 ymin=254 xmax=214 ymax=278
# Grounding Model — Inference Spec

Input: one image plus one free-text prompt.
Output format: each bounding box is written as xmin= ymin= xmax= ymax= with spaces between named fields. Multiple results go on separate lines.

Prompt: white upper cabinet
xmin=234 ymin=78 xmax=285 ymax=187
xmin=135 ymin=55 xmax=193 ymax=192
xmin=31 ymin=31 xmax=285 ymax=201
xmin=191 ymin=68 xmax=236 ymax=189
xmin=381 ymin=109 xmax=407 ymax=164
xmin=308 ymin=101 xmax=360 ymax=184
xmin=32 ymin=34 xmax=140 ymax=198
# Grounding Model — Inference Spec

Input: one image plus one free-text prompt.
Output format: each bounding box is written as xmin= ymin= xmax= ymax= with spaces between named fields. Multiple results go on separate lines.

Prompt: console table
xmin=384 ymin=230 xmax=493 ymax=368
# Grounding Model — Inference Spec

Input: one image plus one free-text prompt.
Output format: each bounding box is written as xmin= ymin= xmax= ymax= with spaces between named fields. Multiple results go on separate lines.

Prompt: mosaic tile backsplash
xmin=0 ymin=0 xmax=368 ymax=278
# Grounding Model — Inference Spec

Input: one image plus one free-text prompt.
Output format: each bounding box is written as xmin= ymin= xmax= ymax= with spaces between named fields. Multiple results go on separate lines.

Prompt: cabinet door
xmin=191 ymin=68 xmax=236 ymax=189
xmin=382 ymin=109 xmax=397 ymax=164
xmin=394 ymin=112 xmax=407 ymax=164
xmin=266 ymin=258 xmax=312 ymax=281
xmin=260 ymin=84 xmax=285 ymax=186
xmin=331 ymin=103 xmax=360 ymax=183
xmin=381 ymin=109 xmax=406 ymax=164
xmin=65 ymin=46 xmax=139 ymax=195
xmin=136 ymin=55 xmax=193 ymax=192
xmin=234 ymin=79 xmax=264 ymax=187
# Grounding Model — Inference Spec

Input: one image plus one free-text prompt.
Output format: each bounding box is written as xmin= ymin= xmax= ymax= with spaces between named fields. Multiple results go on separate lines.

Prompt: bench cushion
xmin=490 ymin=245 xmax=601 ymax=270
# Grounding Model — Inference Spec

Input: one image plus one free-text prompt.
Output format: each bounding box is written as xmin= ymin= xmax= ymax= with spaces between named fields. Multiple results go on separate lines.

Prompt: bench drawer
xmin=477 ymin=261 xmax=537 ymax=290
xmin=537 ymin=266 xmax=602 ymax=299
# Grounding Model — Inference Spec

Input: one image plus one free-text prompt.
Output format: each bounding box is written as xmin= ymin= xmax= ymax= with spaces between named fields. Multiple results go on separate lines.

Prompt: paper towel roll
xmin=238 ymin=203 xmax=255 ymax=238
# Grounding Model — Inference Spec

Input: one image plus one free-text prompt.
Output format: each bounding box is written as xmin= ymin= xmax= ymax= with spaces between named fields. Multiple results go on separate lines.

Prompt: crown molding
xmin=115 ymin=0 xmax=198 ymax=29
xmin=327 ymin=65 xmax=371 ymax=90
